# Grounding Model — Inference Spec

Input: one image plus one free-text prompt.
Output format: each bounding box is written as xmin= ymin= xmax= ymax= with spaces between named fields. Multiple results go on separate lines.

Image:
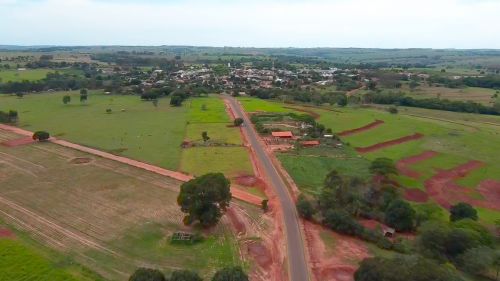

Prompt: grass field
xmin=401 ymin=84 xmax=499 ymax=106
xmin=0 ymin=235 xmax=102 ymax=281
xmin=0 ymin=91 xmax=187 ymax=170
xmin=0 ymin=69 xmax=55 ymax=82
xmin=0 ymin=130 xmax=245 ymax=280
xmin=181 ymin=96 xmax=253 ymax=177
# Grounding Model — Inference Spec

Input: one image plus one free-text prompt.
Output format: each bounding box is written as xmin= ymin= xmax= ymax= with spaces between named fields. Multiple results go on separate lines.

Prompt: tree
xmin=384 ymin=199 xmax=415 ymax=232
xmin=169 ymin=270 xmax=202 ymax=281
xmin=152 ymin=99 xmax=158 ymax=108
xmin=370 ymin=158 xmax=398 ymax=176
xmin=32 ymin=131 xmax=50 ymax=141
xmin=296 ymin=195 xmax=315 ymax=219
xmin=170 ymin=95 xmax=183 ymax=106
xmin=202 ymin=131 xmax=210 ymax=142
xmin=212 ymin=266 xmax=249 ymax=281
xmin=80 ymin=88 xmax=88 ymax=103
xmin=409 ymin=80 xmax=419 ymax=90
xmin=177 ymin=173 xmax=231 ymax=227
xmin=367 ymin=80 xmax=377 ymax=90
xmin=337 ymin=95 xmax=348 ymax=107
xmin=129 ymin=268 xmax=166 ymax=281
xmin=450 ymin=202 xmax=478 ymax=222
xmin=261 ymin=199 xmax=269 ymax=212
xmin=233 ymin=118 xmax=244 ymax=127
xmin=322 ymin=209 xmax=363 ymax=236
xmin=458 ymin=247 xmax=497 ymax=276
xmin=62 ymin=95 xmax=71 ymax=104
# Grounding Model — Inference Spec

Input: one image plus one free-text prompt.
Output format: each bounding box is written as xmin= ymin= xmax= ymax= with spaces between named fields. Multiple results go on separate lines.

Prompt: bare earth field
xmin=0 ymin=130 xmax=249 ymax=280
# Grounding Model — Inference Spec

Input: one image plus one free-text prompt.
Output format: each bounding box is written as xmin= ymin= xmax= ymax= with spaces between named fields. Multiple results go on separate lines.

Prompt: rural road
xmin=225 ymin=96 xmax=310 ymax=281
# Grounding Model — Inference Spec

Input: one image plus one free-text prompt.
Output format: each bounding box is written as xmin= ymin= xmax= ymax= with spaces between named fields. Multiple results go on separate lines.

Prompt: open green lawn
xmin=0 ymin=237 xmax=100 ymax=281
xmin=0 ymin=91 xmax=187 ymax=170
xmin=237 ymin=97 xmax=293 ymax=113
xmin=181 ymin=147 xmax=253 ymax=177
xmin=0 ymin=69 xmax=54 ymax=82
xmin=181 ymin=96 xmax=253 ymax=177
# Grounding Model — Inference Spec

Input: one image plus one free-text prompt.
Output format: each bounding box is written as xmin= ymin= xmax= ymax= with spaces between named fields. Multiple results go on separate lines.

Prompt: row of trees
xmin=129 ymin=266 xmax=248 ymax=281
xmin=0 ymin=110 xmax=18 ymax=123
xmin=365 ymin=91 xmax=500 ymax=115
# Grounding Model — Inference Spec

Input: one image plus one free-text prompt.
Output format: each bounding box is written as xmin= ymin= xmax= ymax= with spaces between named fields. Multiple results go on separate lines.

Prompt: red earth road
xmin=338 ymin=120 xmax=384 ymax=137
xmin=355 ymin=133 xmax=424 ymax=153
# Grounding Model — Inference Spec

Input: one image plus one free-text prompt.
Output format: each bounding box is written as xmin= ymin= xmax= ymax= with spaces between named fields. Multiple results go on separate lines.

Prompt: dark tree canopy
xmin=129 ymin=268 xmax=166 ymax=281
xmin=32 ymin=131 xmax=50 ymax=141
xmin=384 ymin=199 xmax=416 ymax=232
xmin=169 ymin=270 xmax=202 ymax=281
xmin=211 ymin=266 xmax=249 ymax=281
xmin=177 ymin=173 xmax=232 ymax=227
xmin=233 ymin=118 xmax=244 ymax=127
xmin=62 ymin=95 xmax=71 ymax=104
xmin=450 ymin=202 xmax=478 ymax=222
xmin=296 ymin=195 xmax=315 ymax=219
xmin=354 ymin=256 xmax=463 ymax=281
xmin=370 ymin=158 xmax=398 ymax=176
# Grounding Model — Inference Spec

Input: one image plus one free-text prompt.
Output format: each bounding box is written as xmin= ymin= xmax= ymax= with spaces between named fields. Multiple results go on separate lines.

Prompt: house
xmin=271 ymin=131 xmax=294 ymax=139
xmin=300 ymin=140 xmax=320 ymax=147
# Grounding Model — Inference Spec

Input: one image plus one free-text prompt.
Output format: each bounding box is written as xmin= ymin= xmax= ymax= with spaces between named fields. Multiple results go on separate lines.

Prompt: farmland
xmin=401 ymin=84 xmax=499 ymax=106
xmin=0 ymin=129 xmax=247 ymax=280
xmin=0 ymin=69 xmax=54 ymax=82
xmin=0 ymin=91 xmax=187 ymax=170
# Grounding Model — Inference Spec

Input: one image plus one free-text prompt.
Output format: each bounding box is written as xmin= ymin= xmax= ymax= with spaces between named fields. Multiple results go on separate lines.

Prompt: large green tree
xmin=177 ymin=173 xmax=232 ymax=227
xmin=450 ymin=202 xmax=478 ymax=222
xmin=169 ymin=270 xmax=202 ymax=281
xmin=384 ymin=199 xmax=416 ymax=232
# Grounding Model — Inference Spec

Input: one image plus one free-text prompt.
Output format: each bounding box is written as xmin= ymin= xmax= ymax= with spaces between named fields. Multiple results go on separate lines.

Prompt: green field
xmin=238 ymin=97 xmax=293 ymax=113
xmin=0 ymin=236 xmax=100 ymax=281
xmin=181 ymin=96 xmax=253 ymax=177
xmin=0 ymin=91 xmax=187 ymax=170
xmin=0 ymin=69 xmax=54 ymax=82
xmin=401 ymin=84 xmax=498 ymax=106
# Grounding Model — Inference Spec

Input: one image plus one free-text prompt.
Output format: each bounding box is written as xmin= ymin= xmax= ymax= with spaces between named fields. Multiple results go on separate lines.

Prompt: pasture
xmin=402 ymin=84 xmax=499 ymax=106
xmin=0 ymin=68 xmax=53 ymax=82
xmin=0 ymin=130 xmax=244 ymax=280
xmin=0 ymin=91 xmax=187 ymax=170
xmin=238 ymin=97 xmax=500 ymax=221
xmin=181 ymin=96 xmax=253 ymax=177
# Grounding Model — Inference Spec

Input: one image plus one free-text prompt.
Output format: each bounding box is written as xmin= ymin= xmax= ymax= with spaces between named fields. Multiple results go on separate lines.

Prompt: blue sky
xmin=1 ymin=0 xmax=499 ymax=48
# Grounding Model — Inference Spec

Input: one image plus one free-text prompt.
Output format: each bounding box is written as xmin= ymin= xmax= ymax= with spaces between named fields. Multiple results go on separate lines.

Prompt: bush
xmin=450 ymin=202 xmax=478 ymax=222
xmin=233 ymin=118 xmax=244 ymax=127
xmin=169 ymin=270 xmax=202 ymax=281
xmin=212 ymin=266 xmax=248 ymax=281
xmin=322 ymin=209 xmax=364 ymax=236
xmin=129 ymin=268 xmax=165 ymax=281
xmin=296 ymin=195 xmax=315 ymax=219
xmin=32 ymin=131 xmax=50 ymax=141
xmin=384 ymin=199 xmax=416 ymax=232
xmin=388 ymin=106 xmax=398 ymax=114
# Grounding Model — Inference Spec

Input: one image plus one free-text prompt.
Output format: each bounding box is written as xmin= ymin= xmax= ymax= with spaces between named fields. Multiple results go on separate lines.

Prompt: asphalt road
xmin=225 ymin=96 xmax=310 ymax=281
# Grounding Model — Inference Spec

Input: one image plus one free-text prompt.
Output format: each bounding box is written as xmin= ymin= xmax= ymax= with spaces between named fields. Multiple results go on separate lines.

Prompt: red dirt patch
xmin=235 ymin=175 xmax=260 ymax=187
xmin=356 ymin=133 xmax=424 ymax=154
xmin=0 ymin=228 xmax=15 ymax=238
xmin=396 ymin=150 xmax=439 ymax=179
xmin=404 ymin=189 xmax=429 ymax=203
xmin=338 ymin=120 xmax=384 ymax=137
xmin=1 ymin=137 xmax=35 ymax=147
xmin=424 ymin=160 xmax=500 ymax=210
xmin=248 ymin=241 xmax=273 ymax=270
xmin=69 ymin=157 xmax=93 ymax=165
xmin=226 ymin=207 xmax=246 ymax=235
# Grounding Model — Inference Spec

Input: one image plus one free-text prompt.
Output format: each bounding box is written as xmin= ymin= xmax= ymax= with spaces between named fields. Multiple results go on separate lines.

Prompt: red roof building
xmin=271 ymin=131 xmax=294 ymax=138
xmin=300 ymin=140 xmax=320 ymax=147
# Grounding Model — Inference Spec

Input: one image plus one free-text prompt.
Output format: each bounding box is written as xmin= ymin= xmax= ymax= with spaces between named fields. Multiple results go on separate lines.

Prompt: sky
xmin=1 ymin=0 xmax=499 ymax=48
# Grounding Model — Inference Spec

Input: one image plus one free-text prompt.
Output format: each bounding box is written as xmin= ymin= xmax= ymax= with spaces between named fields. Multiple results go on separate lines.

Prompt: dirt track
xmin=355 ymin=133 xmax=424 ymax=153
xmin=396 ymin=150 xmax=439 ymax=179
xmin=338 ymin=120 xmax=384 ymax=137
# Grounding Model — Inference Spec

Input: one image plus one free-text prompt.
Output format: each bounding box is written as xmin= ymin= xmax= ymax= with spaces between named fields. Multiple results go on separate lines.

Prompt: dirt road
xmin=224 ymin=96 xmax=310 ymax=281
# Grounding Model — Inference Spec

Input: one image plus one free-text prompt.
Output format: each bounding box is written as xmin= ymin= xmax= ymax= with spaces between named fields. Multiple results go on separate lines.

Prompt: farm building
xmin=300 ymin=140 xmax=320 ymax=147
xmin=272 ymin=131 xmax=294 ymax=139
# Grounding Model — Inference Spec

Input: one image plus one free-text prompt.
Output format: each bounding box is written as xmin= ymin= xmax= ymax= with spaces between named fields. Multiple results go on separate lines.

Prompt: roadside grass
xmin=0 ymin=68 xmax=53 ymax=82
xmin=187 ymin=96 xmax=231 ymax=123
xmin=237 ymin=97 xmax=292 ymax=113
xmin=0 ymin=91 xmax=187 ymax=170
xmin=180 ymin=147 xmax=253 ymax=177
xmin=185 ymin=123 xmax=242 ymax=145
xmin=0 ymin=140 xmax=244 ymax=280
xmin=277 ymin=146 xmax=371 ymax=195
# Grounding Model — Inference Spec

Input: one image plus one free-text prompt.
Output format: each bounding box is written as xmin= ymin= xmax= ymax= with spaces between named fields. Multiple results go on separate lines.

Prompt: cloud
xmin=0 ymin=0 xmax=499 ymax=48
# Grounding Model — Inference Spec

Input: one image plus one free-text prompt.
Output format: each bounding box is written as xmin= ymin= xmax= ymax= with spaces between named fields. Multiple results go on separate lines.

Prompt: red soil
xmin=0 ymin=228 xmax=15 ymax=238
xmin=1 ymin=137 xmax=35 ymax=147
xmin=304 ymin=221 xmax=369 ymax=281
xmin=226 ymin=207 xmax=246 ymax=235
xmin=404 ymin=189 xmax=429 ymax=203
xmin=248 ymin=241 xmax=273 ymax=270
xmin=396 ymin=150 xmax=439 ymax=179
xmin=338 ymin=120 xmax=384 ymax=137
xmin=424 ymin=160 xmax=500 ymax=210
xmin=356 ymin=133 xmax=424 ymax=154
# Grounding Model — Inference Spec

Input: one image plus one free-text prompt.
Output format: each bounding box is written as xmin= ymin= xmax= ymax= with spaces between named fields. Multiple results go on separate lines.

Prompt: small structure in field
xmin=300 ymin=140 xmax=320 ymax=147
xmin=271 ymin=131 xmax=294 ymax=139
xmin=171 ymin=231 xmax=193 ymax=242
